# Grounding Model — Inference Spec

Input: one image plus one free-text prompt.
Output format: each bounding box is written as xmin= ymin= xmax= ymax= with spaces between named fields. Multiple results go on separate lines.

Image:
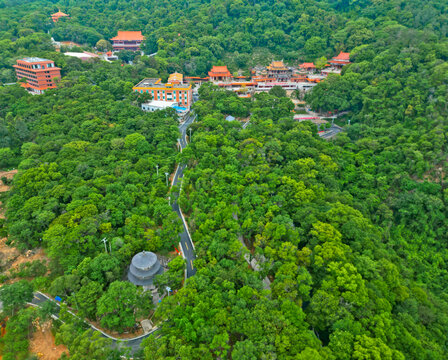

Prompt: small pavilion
xmin=51 ymin=10 xmax=69 ymax=23
xmin=128 ymin=251 xmax=164 ymax=286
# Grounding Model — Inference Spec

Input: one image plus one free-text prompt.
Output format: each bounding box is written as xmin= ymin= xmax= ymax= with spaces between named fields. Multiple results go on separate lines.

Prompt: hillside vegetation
xmin=0 ymin=0 xmax=447 ymax=359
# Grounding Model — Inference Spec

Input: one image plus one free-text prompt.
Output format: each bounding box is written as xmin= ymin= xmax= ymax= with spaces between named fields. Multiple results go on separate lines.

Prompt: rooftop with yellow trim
xmin=168 ymin=72 xmax=183 ymax=84
xmin=267 ymin=61 xmax=288 ymax=71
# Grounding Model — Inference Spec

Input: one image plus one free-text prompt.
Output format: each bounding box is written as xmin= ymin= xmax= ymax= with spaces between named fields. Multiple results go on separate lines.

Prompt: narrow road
xmin=172 ymin=113 xmax=197 ymax=278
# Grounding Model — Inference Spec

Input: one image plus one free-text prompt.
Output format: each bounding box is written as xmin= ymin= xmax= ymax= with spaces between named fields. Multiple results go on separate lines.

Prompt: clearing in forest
xmin=30 ymin=321 xmax=69 ymax=360
xmin=0 ymin=169 xmax=17 ymax=219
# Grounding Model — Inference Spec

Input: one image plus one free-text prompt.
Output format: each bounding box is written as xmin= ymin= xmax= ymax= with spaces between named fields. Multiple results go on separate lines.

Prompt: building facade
xmin=111 ymin=31 xmax=146 ymax=51
xmin=13 ymin=57 xmax=61 ymax=94
xmin=133 ymin=76 xmax=193 ymax=108
xmin=142 ymin=100 xmax=179 ymax=112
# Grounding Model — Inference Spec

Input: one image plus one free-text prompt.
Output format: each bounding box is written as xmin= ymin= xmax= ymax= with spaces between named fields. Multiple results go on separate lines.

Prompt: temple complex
xmin=132 ymin=50 xmax=354 ymax=106
xmin=111 ymin=31 xmax=146 ymax=51
xmin=13 ymin=57 xmax=61 ymax=94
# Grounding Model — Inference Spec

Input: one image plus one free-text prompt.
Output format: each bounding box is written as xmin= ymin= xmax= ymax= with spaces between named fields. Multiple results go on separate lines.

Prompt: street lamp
xmin=189 ymin=128 xmax=192 ymax=142
xmin=155 ymin=164 xmax=159 ymax=176
xmin=165 ymin=172 xmax=169 ymax=186
xmin=101 ymin=237 xmax=108 ymax=254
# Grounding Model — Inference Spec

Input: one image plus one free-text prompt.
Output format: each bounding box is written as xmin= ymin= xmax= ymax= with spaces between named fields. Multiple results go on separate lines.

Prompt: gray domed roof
xmin=128 ymin=251 xmax=163 ymax=286
xmin=131 ymin=251 xmax=158 ymax=271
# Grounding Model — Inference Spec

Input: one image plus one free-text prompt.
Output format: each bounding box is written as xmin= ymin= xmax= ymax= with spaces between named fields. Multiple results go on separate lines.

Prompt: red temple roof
xmin=111 ymin=31 xmax=146 ymax=41
xmin=299 ymin=62 xmax=316 ymax=69
xmin=332 ymin=52 xmax=350 ymax=61
xmin=208 ymin=66 xmax=232 ymax=77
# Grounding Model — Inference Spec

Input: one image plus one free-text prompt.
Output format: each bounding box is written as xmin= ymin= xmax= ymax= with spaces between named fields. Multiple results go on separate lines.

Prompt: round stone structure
xmin=127 ymin=251 xmax=164 ymax=286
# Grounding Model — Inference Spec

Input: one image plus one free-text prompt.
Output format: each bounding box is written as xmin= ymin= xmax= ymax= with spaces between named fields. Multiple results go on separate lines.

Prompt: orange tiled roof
xmin=332 ymin=52 xmax=350 ymax=61
xmin=208 ymin=66 xmax=232 ymax=77
xmin=52 ymin=11 xmax=69 ymax=17
xmin=111 ymin=31 xmax=146 ymax=41
xmin=299 ymin=62 xmax=315 ymax=68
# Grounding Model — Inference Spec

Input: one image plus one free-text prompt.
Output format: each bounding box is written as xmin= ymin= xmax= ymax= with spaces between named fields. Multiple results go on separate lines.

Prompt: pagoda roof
xmin=52 ymin=11 xmax=69 ymax=17
xmin=208 ymin=65 xmax=232 ymax=77
xmin=299 ymin=62 xmax=316 ymax=69
xmin=111 ymin=31 xmax=146 ymax=41
xmin=267 ymin=61 xmax=288 ymax=70
xmin=331 ymin=52 xmax=350 ymax=61
xmin=168 ymin=72 xmax=183 ymax=83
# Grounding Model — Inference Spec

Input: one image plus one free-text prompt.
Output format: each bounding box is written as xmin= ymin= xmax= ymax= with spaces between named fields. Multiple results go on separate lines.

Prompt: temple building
xmin=299 ymin=63 xmax=316 ymax=72
xmin=329 ymin=52 xmax=350 ymax=68
xmin=168 ymin=72 xmax=183 ymax=84
xmin=111 ymin=31 xmax=146 ymax=51
xmin=128 ymin=251 xmax=164 ymax=286
xmin=133 ymin=74 xmax=193 ymax=109
xmin=13 ymin=57 xmax=61 ymax=94
xmin=208 ymin=66 xmax=233 ymax=83
xmin=51 ymin=10 xmax=69 ymax=22
xmin=267 ymin=61 xmax=292 ymax=81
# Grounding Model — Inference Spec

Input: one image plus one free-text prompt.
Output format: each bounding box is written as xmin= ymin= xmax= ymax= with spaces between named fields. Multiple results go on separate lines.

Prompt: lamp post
xmin=101 ymin=237 xmax=108 ymax=254
xmin=189 ymin=128 xmax=192 ymax=141
xmin=156 ymin=164 xmax=159 ymax=176
xmin=165 ymin=172 xmax=169 ymax=186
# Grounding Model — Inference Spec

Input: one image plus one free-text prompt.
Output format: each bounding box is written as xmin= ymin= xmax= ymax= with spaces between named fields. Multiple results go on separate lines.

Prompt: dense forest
xmin=1 ymin=0 xmax=448 ymax=358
